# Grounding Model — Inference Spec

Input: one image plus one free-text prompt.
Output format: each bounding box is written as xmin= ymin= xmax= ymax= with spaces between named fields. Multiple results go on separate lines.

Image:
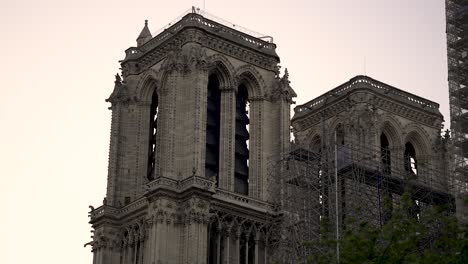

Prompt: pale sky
xmin=0 ymin=1 xmax=448 ymax=263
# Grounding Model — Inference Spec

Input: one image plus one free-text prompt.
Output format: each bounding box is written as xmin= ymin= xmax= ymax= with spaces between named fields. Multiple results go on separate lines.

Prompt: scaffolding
xmin=267 ymin=131 xmax=456 ymax=263
xmin=446 ymin=0 xmax=468 ymax=221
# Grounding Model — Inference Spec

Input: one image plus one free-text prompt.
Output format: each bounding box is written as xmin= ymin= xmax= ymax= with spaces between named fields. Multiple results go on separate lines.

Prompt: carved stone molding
xmin=294 ymin=90 xmax=441 ymax=132
xmin=121 ymin=26 xmax=279 ymax=77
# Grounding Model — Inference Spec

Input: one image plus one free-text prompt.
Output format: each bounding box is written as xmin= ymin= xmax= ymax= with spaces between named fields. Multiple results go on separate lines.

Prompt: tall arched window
xmin=234 ymin=84 xmax=250 ymax=195
xmin=380 ymin=132 xmax=393 ymax=224
xmin=404 ymin=142 xmax=417 ymax=175
xmin=380 ymin=133 xmax=391 ymax=175
xmin=336 ymin=124 xmax=345 ymax=146
xmin=205 ymin=74 xmax=221 ymax=181
xmin=147 ymin=90 xmax=158 ymax=181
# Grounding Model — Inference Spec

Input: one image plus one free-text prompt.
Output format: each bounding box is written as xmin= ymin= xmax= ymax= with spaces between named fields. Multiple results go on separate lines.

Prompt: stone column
xmin=139 ymin=238 xmax=145 ymax=264
xmin=127 ymin=240 xmax=134 ymax=264
xmin=135 ymin=102 xmax=152 ymax=184
xmin=254 ymin=233 xmax=260 ymax=264
xmin=156 ymin=70 xmax=178 ymax=179
xmin=248 ymin=98 xmax=264 ymax=199
xmin=245 ymin=237 xmax=249 ymax=264
xmin=159 ymin=217 xmax=167 ymax=262
xmin=234 ymin=228 xmax=241 ymax=263
xmin=133 ymin=236 xmax=139 ymax=264
xmin=121 ymin=242 xmax=127 ymax=264
xmin=113 ymin=244 xmax=122 ymax=264
xmin=198 ymin=218 xmax=209 ymax=263
xmin=223 ymin=229 xmax=231 ymax=264
xmin=149 ymin=218 xmax=157 ymax=264
xmin=219 ymin=87 xmax=236 ymax=190
xmin=194 ymin=70 xmax=209 ymax=179
xmin=216 ymin=224 xmax=222 ymax=264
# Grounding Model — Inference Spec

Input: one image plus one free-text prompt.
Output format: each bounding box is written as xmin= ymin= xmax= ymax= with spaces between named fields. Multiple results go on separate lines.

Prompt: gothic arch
xmin=206 ymin=54 xmax=236 ymax=89
xmin=328 ymin=117 xmax=343 ymax=132
xmin=378 ymin=115 xmax=403 ymax=149
xmin=309 ymin=134 xmax=322 ymax=153
xmin=402 ymin=126 xmax=432 ymax=179
xmin=328 ymin=117 xmax=347 ymax=144
xmin=136 ymin=68 xmax=161 ymax=103
xmin=234 ymin=64 xmax=266 ymax=98
xmin=403 ymin=124 xmax=431 ymax=157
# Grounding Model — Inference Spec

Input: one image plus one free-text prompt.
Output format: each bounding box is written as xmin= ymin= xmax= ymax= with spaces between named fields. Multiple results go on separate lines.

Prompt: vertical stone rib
xmin=136 ymin=103 xmax=151 ymax=192
xmin=220 ymin=88 xmax=235 ymax=190
xmin=106 ymin=105 xmax=122 ymax=206
xmin=249 ymin=99 xmax=263 ymax=198
xmin=224 ymin=233 xmax=230 ymax=264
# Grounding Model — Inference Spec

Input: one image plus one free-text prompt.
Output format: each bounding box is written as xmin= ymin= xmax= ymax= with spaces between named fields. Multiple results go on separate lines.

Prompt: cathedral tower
xmin=88 ymin=9 xmax=295 ymax=264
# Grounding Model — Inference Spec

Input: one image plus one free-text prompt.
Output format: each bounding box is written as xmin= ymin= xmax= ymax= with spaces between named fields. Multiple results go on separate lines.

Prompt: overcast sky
xmin=0 ymin=0 xmax=448 ymax=263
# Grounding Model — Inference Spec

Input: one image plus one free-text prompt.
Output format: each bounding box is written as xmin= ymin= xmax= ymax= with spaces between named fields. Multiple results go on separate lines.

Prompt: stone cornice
xmin=212 ymin=189 xmax=276 ymax=214
xmin=292 ymin=87 xmax=443 ymax=132
xmin=89 ymin=176 xmax=278 ymax=228
xmin=293 ymin=76 xmax=442 ymax=120
xmin=121 ymin=17 xmax=279 ymax=77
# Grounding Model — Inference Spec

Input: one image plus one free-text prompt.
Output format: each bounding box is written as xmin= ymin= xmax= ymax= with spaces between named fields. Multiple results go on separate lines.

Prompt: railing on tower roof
xmin=124 ymin=7 xmax=277 ymax=60
xmin=151 ymin=6 xmax=274 ymax=43
xmin=293 ymin=75 xmax=440 ymax=117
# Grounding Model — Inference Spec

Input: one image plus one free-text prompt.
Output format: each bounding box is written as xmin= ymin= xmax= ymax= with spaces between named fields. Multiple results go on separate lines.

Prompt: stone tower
xmin=291 ymin=75 xmax=452 ymax=235
xmin=88 ymin=9 xmax=295 ymax=264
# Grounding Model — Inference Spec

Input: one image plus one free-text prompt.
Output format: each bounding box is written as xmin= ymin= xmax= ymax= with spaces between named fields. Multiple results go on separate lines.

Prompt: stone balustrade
xmin=294 ymin=76 xmax=439 ymax=116
xmin=125 ymin=12 xmax=276 ymax=60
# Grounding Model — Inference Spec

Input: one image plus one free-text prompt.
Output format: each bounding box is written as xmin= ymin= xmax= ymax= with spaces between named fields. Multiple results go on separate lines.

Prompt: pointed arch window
xmin=380 ymin=133 xmax=391 ymax=175
xmin=205 ymin=74 xmax=221 ymax=182
xmin=234 ymin=84 xmax=250 ymax=195
xmin=147 ymin=90 xmax=158 ymax=180
xmin=404 ymin=142 xmax=417 ymax=175
xmin=336 ymin=125 xmax=345 ymax=146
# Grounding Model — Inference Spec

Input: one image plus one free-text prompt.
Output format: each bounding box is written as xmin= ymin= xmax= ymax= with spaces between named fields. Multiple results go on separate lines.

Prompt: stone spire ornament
xmin=136 ymin=20 xmax=152 ymax=47
xmin=282 ymin=68 xmax=289 ymax=83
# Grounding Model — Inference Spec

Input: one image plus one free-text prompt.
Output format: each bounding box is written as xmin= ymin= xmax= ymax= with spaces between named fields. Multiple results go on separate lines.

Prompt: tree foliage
xmin=306 ymin=192 xmax=468 ymax=264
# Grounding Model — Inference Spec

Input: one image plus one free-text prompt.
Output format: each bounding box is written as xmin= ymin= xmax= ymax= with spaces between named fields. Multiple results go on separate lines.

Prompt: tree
xmin=306 ymin=192 xmax=468 ymax=264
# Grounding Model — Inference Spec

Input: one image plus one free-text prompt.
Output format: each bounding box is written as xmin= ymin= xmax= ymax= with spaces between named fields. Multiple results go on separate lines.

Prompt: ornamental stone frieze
xmin=121 ymin=14 xmax=279 ymax=78
xmin=293 ymin=77 xmax=443 ymax=132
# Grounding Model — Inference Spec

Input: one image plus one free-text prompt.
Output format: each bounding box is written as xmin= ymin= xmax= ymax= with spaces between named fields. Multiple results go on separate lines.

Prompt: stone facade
xmin=291 ymin=75 xmax=454 ymax=232
xmin=88 ymin=11 xmax=295 ymax=264
xmin=88 ymin=9 xmax=464 ymax=264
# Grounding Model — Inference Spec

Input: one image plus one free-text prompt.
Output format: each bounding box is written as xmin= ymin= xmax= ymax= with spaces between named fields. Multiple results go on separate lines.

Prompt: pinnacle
xmin=137 ymin=19 xmax=152 ymax=47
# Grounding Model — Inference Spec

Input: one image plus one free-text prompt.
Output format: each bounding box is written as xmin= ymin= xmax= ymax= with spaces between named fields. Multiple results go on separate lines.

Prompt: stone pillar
xmin=254 ymin=233 xmax=260 ymax=264
xmin=248 ymin=98 xmax=264 ymax=199
xmin=92 ymin=249 xmax=97 ymax=264
xmin=216 ymin=228 xmax=222 ymax=264
xmin=133 ymin=237 xmax=138 ymax=264
xmin=194 ymin=70 xmax=209 ymax=179
xmin=135 ymin=102 xmax=152 ymax=185
xmin=128 ymin=241 xmax=134 ymax=264
xmin=223 ymin=229 xmax=231 ymax=264
xmin=125 ymin=242 xmax=131 ymax=264
xmin=149 ymin=218 xmax=157 ymax=264
xmin=139 ymin=239 xmax=145 ymax=264
xmin=234 ymin=228 xmax=241 ymax=263
xmin=112 ymin=245 xmax=122 ymax=264
xmin=154 ymin=217 xmax=162 ymax=264
xmin=245 ymin=237 xmax=249 ymax=264
xmin=219 ymin=87 xmax=236 ymax=190
xmin=156 ymin=70 xmax=179 ymax=179
xmin=199 ymin=218 xmax=209 ymax=263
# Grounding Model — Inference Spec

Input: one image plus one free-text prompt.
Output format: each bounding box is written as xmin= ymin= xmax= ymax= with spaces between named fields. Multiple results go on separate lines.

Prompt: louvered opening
xmin=235 ymin=84 xmax=250 ymax=195
xmin=205 ymin=74 xmax=221 ymax=182
xmin=147 ymin=90 xmax=158 ymax=181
